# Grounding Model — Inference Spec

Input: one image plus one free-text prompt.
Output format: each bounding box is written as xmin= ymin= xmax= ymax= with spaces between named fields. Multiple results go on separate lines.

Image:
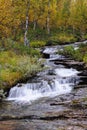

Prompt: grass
xmin=48 ymin=33 xmax=77 ymax=45
xmin=0 ymin=31 xmax=86 ymax=91
xmin=0 ymin=51 xmax=42 ymax=90
xmin=0 ymin=38 xmax=41 ymax=57
xmin=0 ymin=31 xmax=78 ymax=50
xmin=30 ymin=40 xmax=46 ymax=48
xmin=59 ymin=43 xmax=87 ymax=65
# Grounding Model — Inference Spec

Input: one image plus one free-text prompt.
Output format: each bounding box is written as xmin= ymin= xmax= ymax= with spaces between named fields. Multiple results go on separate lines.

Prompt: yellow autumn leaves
xmin=0 ymin=0 xmax=87 ymax=39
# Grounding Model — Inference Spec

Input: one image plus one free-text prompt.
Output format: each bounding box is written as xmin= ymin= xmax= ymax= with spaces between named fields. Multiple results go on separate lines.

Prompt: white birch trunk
xmin=47 ymin=0 xmax=50 ymax=34
xmin=24 ymin=0 xmax=30 ymax=46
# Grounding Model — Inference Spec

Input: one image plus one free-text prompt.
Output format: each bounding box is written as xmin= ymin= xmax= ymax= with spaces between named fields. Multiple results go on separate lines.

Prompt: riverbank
xmin=58 ymin=42 xmax=87 ymax=67
xmin=0 ymin=35 xmax=79 ymax=93
xmin=0 ymin=39 xmax=87 ymax=97
xmin=0 ymin=43 xmax=87 ymax=130
xmin=0 ymin=50 xmax=43 ymax=93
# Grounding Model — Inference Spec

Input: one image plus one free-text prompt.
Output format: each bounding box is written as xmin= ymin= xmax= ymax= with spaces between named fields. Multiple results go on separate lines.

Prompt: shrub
xmin=48 ymin=33 xmax=77 ymax=45
xmin=0 ymin=38 xmax=17 ymax=50
xmin=0 ymin=51 xmax=42 ymax=89
xmin=29 ymin=48 xmax=41 ymax=57
xmin=58 ymin=34 xmax=77 ymax=43
xmin=73 ymin=50 xmax=83 ymax=61
xmin=60 ymin=45 xmax=83 ymax=61
xmin=63 ymin=45 xmax=75 ymax=56
xmin=30 ymin=41 xmax=46 ymax=48
xmin=0 ymin=38 xmax=42 ymax=57
xmin=82 ymin=34 xmax=87 ymax=40
xmin=1 ymin=69 xmax=21 ymax=86
xmin=83 ymin=54 xmax=87 ymax=64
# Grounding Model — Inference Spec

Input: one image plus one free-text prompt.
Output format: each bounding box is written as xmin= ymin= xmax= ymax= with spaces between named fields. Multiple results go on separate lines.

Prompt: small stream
xmin=0 ymin=42 xmax=87 ymax=130
xmin=7 ymin=44 xmax=81 ymax=104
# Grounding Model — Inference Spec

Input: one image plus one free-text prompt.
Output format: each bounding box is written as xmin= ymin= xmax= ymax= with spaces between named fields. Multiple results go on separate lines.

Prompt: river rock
xmin=0 ymin=43 xmax=87 ymax=130
xmin=48 ymin=69 xmax=55 ymax=75
xmin=0 ymin=85 xmax=87 ymax=130
xmin=43 ymin=53 xmax=50 ymax=59
xmin=54 ymin=59 xmax=85 ymax=70
xmin=0 ymin=90 xmax=6 ymax=100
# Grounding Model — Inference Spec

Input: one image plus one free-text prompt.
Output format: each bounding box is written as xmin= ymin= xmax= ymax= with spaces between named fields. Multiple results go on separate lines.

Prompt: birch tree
xmin=24 ymin=0 xmax=30 ymax=46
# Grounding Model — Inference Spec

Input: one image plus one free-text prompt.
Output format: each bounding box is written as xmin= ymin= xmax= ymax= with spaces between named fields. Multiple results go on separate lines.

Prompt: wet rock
xmin=0 ymin=90 xmax=6 ymax=100
xmin=43 ymin=53 xmax=50 ymax=59
xmin=17 ymin=84 xmax=23 ymax=87
xmin=0 ymin=43 xmax=87 ymax=130
xmin=80 ymin=70 xmax=87 ymax=76
xmin=48 ymin=69 xmax=55 ymax=75
xmin=0 ymin=86 xmax=87 ymax=130
xmin=77 ymin=76 xmax=87 ymax=85
xmin=0 ymin=120 xmax=86 ymax=130
xmin=54 ymin=59 xmax=85 ymax=70
xmin=46 ymin=40 xmax=54 ymax=46
xmin=74 ymin=85 xmax=87 ymax=89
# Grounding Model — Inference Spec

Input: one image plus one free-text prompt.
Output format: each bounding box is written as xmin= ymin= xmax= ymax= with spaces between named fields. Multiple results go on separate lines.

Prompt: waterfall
xmin=7 ymin=67 xmax=79 ymax=103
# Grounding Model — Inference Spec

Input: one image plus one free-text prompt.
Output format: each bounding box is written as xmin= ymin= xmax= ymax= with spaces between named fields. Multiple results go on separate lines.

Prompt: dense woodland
xmin=0 ymin=0 xmax=87 ymax=92
xmin=0 ymin=0 xmax=87 ymax=43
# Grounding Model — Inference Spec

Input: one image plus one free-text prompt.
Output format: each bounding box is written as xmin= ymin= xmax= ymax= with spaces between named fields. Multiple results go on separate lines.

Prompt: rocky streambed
xmin=0 ymin=43 xmax=87 ymax=130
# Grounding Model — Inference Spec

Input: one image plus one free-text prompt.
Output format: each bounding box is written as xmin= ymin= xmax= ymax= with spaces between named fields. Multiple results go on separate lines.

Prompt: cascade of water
xmin=7 ymin=66 xmax=79 ymax=103
xmin=55 ymin=68 xmax=79 ymax=77
xmin=7 ymin=46 xmax=82 ymax=103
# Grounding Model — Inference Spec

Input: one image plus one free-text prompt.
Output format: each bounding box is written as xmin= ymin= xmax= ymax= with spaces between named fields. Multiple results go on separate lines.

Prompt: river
xmin=0 ymin=42 xmax=87 ymax=130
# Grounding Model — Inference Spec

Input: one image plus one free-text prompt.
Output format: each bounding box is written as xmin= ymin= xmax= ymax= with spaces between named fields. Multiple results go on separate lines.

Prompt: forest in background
xmin=0 ymin=0 xmax=87 ymax=92
xmin=0 ymin=0 xmax=87 ymax=44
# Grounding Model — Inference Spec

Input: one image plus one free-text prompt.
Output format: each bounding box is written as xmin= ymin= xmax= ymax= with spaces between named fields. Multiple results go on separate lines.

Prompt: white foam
xmin=7 ymin=61 xmax=79 ymax=103
xmin=7 ymin=78 xmax=72 ymax=103
xmin=7 ymin=84 xmax=42 ymax=102
xmin=55 ymin=68 xmax=79 ymax=77
xmin=43 ymin=47 xmax=57 ymax=54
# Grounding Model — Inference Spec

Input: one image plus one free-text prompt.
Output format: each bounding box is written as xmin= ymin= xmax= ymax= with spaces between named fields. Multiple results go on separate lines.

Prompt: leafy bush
xmin=1 ymin=69 xmax=21 ymax=86
xmin=48 ymin=33 xmax=77 ymax=45
xmin=0 ymin=38 xmax=17 ymax=50
xmin=0 ymin=51 xmax=42 ymax=89
xmin=63 ymin=45 xmax=75 ymax=56
xmin=73 ymin=50 xmax=83 ymax=61
xmin=83 ymin=54 xmax=87 ymax=64
xmin=79 ymin=43 xmax=87 ymax=55
xmin=27 ymin=28 xmax=48 ymax=41
xmin=12 ymin=43 xmax=41 ymax=57
xmin=58 ymin=34 xmax=77 ymax=43
xmin=0 ymin=38 xmax=41 ymax=57
xmin=30 ymin=41 xmax=46 ymax=48
xmin=60 ymin=45 xmax=83 ymax=61
xmin=28 ymin=48 xmax=41 ymax=57
xmin=59 ymin=42 xmax=87 ymax=63
xmin=82 ymin=34 xmax=87 ymax=40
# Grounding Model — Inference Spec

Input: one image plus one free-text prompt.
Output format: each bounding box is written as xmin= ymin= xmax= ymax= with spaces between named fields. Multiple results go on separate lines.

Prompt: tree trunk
xmin=33 ymin=20 xmax=37 ymax=30
xmin=47 ymin=0 xmax=50 ymax=35
xmin=24 ymin=0 xmax=30 ymax=46
xmin=47 ymin=16 xmax=50 ymax=34
xmin=72 ymin=25 xmax=75 ymax=35
xmin=56 ymin=0 xmax=59 ymax=11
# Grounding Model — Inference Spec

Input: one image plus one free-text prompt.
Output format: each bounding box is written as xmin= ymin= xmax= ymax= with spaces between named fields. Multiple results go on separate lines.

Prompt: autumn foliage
xmin=0 ymin=0 xmax=87 ymax=40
